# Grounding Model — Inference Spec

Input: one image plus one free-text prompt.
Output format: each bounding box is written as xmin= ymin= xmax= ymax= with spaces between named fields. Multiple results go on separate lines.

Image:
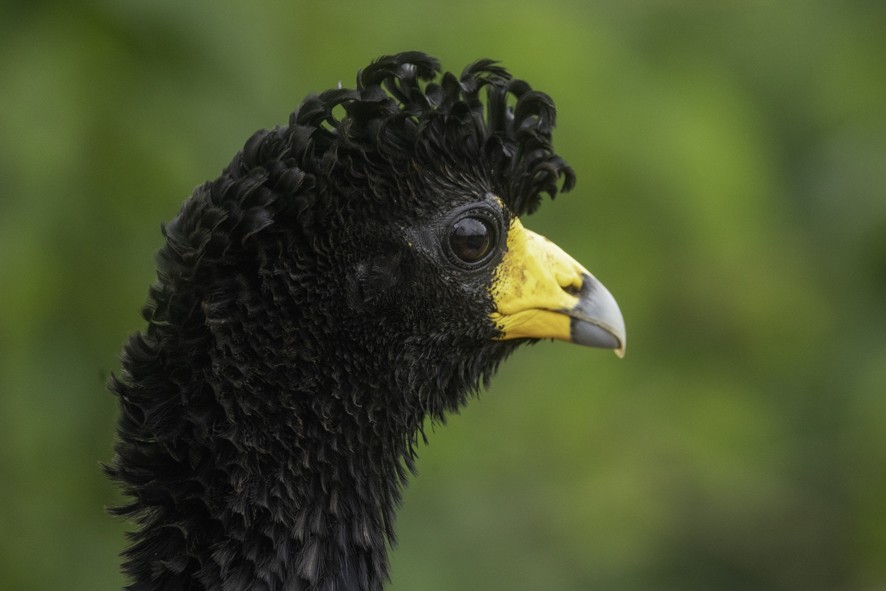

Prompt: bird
xmin=106 ymin=51 xmax=626 ymax=591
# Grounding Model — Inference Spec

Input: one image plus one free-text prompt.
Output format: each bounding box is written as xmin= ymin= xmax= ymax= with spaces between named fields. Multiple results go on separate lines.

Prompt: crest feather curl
xmin=258 ymin=52 xmax=574 ymax=216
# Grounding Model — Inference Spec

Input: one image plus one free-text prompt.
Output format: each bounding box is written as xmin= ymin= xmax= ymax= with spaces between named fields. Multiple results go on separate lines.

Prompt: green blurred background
xmin=2 ymin=0 xmax=885 ymax=589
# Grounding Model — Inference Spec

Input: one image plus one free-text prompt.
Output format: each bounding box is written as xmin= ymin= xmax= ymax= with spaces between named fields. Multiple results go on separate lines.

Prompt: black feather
xmin=107 ymin=52 xmax=575 ymax=591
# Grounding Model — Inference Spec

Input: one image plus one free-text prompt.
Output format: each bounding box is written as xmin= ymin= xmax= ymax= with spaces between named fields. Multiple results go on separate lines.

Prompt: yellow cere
xmin=489 ymin=217 xmax=590 ymax=341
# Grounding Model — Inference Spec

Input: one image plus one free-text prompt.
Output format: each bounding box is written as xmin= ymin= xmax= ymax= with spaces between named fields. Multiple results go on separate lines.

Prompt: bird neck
xmin=111 ymin=332 xmax=424 ymax=591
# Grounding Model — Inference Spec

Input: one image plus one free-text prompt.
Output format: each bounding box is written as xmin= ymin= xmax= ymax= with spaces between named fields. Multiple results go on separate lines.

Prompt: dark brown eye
xmin=449 ymin=216 xmax=495 ymax=264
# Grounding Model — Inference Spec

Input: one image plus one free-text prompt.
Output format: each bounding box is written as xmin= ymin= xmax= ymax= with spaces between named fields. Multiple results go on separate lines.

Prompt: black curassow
xmin=107 ymin=51 xmax=626 ymax=591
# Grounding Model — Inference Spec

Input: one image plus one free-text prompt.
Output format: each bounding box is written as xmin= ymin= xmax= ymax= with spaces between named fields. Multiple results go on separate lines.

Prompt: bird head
xmin=155 ymin=52 xmax=624 ymax=410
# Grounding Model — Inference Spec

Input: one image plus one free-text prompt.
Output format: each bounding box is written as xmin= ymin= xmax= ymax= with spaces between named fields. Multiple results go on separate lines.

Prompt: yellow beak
xmin=489 ymin=218 xmax=626 ymax=357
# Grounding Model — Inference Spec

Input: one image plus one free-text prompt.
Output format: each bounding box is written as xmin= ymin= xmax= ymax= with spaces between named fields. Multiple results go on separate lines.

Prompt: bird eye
xmin=448 ymin=216 xmax=496 ymax=265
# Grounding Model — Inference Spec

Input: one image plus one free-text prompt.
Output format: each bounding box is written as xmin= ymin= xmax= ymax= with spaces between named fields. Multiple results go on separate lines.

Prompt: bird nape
xmin=106 ymin=51 xmax=626 ymax=591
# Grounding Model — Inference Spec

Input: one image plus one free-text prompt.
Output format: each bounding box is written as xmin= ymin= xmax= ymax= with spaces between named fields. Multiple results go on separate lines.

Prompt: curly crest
xmin=236 ymin=51 xmax=575 ymax=217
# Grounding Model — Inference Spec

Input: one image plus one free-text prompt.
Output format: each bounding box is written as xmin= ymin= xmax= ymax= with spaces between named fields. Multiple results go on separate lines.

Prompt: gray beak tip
xmin=569 ymin=273 xmax=627 ymax=357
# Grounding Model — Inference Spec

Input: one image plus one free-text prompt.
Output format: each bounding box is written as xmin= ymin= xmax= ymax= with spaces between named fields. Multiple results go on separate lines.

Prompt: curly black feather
xmin=107 ymin=52 xmax=575 ymax=591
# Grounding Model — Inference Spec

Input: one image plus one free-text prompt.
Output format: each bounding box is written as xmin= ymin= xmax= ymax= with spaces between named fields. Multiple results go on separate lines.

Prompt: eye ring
xmin=442 ymin=207 xmax=502 ymax=270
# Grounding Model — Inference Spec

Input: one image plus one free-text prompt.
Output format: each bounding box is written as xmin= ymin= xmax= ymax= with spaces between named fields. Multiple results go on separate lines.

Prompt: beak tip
xmin=569 ymin=273 xmax=626 ymax=357
xmin=570 ymin=319 xmax=626 ymax=355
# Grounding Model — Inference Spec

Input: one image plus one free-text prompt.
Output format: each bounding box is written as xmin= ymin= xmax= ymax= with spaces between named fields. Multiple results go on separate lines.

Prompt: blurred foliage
xmin=1 ymin=0 xmax=885 ymax=589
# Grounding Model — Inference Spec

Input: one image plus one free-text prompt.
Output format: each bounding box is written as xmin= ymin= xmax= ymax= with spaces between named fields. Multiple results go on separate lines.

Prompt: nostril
xmin=563 ymin=283 xmax=581 ymax=296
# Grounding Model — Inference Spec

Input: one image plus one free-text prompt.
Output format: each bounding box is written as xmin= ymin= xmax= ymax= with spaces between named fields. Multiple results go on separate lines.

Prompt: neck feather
xmin=108 ymin=328 xmax=424 ymax=591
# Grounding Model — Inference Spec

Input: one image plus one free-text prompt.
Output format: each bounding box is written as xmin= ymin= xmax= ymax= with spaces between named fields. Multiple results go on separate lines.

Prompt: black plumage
xmin=107 ymin=52 xmax=625 ymax=591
